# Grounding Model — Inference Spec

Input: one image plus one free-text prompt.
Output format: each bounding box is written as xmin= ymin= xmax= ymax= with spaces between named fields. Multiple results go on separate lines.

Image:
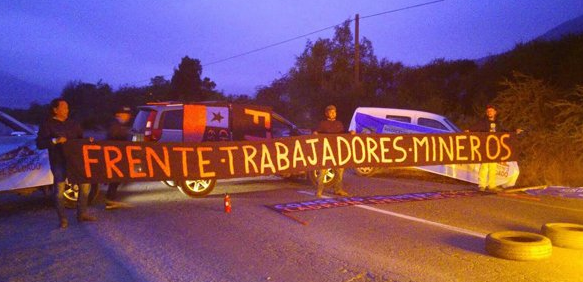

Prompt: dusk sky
xmin=1 ymin=0 xmax=582 ymax=104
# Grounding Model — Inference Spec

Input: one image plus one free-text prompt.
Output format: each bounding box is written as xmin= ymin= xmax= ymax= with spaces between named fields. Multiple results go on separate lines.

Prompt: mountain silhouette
xmin=536 ymin=14 xmax=583 ymax=41
xmin=0 ymin=71 xmax=56 ymax=109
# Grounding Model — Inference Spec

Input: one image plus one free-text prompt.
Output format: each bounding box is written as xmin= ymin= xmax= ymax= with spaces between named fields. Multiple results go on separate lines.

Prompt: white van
xmin=348 ymin=107 xmax=519 ymax=187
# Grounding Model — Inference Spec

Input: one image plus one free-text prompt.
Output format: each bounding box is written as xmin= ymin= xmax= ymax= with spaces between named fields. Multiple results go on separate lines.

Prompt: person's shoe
xmin=478 ymin=186 xmax=487 ymax=192
xmin=77 ymin=214 xmax=97 ymax=222
xmin=105 ymin=200 xmax=134 ymax=210
xmin=59 ymin=218 xmax=68 ymax=229
xmin=488 ymin=186 xmax=503 ymax=192
xmin=334 ymin=190 xmax=350 ymax=197
xmin=315 ymin=191 xmax=323 ymax=198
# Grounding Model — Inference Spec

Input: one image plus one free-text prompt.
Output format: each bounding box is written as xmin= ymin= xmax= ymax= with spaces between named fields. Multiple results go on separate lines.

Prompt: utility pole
xmin=354 ymin=13 xmax=360 ymax=88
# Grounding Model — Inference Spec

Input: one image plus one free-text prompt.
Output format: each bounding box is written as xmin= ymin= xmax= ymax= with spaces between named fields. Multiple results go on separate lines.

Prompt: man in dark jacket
xmin=313 ymin=105 xmax=352 ymax=198
xmin=104 ymin=106 xmax=134 ymax=210
xmin=468 ymin=105 xmax=522 ymax=191
xmin=36 ymin=98 xmax=96 ymax=228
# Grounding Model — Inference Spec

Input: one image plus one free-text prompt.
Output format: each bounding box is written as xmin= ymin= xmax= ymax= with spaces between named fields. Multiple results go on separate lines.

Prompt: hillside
xmin=536 ymin=14 xmax=583 ymax=41
xmin=0 ymin=71 xmax=55 ymax=108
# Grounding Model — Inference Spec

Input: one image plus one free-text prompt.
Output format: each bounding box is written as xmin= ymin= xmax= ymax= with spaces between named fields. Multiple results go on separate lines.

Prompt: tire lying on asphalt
xmin=485 ymin=231 xmax=552 ymax=261
xmin=541 ymin=223 xmax=583 ymax=249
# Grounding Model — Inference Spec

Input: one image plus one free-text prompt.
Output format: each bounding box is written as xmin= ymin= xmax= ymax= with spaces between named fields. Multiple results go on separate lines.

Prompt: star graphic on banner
xmin=211 ymin=112 xmax=224 ymax=123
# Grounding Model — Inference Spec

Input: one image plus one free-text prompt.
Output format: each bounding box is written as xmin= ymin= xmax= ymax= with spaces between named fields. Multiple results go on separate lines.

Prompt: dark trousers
xmin=106 ymin=183 xmax=120 ymax=201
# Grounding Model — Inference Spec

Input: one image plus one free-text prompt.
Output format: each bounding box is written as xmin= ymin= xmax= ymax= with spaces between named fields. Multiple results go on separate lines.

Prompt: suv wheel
xmin=63 ymin=180 xmax=100 ymax=209
xmin=178 ymin=179 xmax=217 ymax=197
xmin=354 ymin=166 xmax=377 ymax=176
xmin=308 ymin=168 xmax=339 ymax=187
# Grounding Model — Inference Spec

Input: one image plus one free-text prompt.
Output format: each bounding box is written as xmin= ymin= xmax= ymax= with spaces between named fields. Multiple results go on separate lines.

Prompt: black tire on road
xmin=178 ymin=179 xmax=217 ymax=198
xmin=485 ymin=231 xmax=552 ymax=261
xmin=541 ymin=223 xmax=583 ymax=249
xmin=63 ymin=181 xmax=100 ymax=209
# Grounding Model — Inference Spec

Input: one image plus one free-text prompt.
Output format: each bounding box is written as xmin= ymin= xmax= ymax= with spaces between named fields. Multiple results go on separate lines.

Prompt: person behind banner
xmin=104 ymin=106 xmax=134 ymax=210
xmin=313 ymin=105 xmax=354 ymax=198
xmin=36 ymin=98 xmax=97 ymax=228
xmin=467 ymin=104 xmax=523 ymax=192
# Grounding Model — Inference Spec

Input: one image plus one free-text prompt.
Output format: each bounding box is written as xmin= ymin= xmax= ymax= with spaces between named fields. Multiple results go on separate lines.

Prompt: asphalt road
xmin=1 ymin=170 xmax=582 ymax=282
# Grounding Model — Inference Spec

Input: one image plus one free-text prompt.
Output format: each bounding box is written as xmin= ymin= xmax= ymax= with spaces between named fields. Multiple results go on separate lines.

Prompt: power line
xmin=360 ymin=0 xmax=444 ymax=20
xmin=203 ymin=0 xmax=445 ymax=67
xmin=130 ymin=0 xmax=444 ymax=86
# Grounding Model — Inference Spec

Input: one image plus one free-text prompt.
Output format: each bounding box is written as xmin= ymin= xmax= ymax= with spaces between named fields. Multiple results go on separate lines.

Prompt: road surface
xmin=1 ymin=170 xmax=582 ymax=282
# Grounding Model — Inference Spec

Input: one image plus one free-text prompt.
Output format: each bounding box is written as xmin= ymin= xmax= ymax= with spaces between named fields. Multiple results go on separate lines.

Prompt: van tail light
xmin=151 ymin=128 xmax=162 ymax=141
xmin=144 ymin=111 xmax=158 ymax=141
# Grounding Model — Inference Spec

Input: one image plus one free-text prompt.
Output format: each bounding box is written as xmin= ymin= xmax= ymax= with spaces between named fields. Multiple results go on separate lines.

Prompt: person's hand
xmin=349 ymin=130 xmax=356 ymax=135
xmin=463 ymin=129 xmax=470 ymax=133
xmin=516 ymin=128 xmax=524 ymax=134
xmin=56 ymin=136 xmax=67 ymax=144
xmin=89 ymin=137 xmax=95 ymax=142
xmin=313 ymin=131 xmax=319 ymax=135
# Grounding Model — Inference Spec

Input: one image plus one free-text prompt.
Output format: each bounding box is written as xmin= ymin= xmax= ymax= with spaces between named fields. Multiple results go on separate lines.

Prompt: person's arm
xmin=313 ymin=121 xmax=324 ymax=135
xmin=75 ymin=122 xmax=84 ymax=139
xmin=36 ymin=120 xmax=53 ymax=150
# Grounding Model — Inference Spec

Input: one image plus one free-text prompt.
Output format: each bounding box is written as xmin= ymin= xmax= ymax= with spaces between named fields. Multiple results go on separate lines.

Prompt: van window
xmin=272 ymin=117 xmax=293 ymax=138
xmin=161 ymin=110 xmax=183 ymax=130
xmin=444 ymin=119 xmax=460 ymax=132
xmin=0 ymin=120 xmax=15 ymax=136
xmin=132 ymin=110 xmax=152 ymax=132
xmin=418 ymin=118 xmax=448 ymax=131
xmin=386 ymin=115 xmax=411 ymax=123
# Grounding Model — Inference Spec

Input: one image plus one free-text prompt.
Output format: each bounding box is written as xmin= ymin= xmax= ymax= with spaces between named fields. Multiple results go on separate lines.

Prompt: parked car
xmin=130 ymin=101 xmax=337 ymax=197
xmin=348 ymin=107 xmax=520 ymax=187
xmin=0 ymin=110 xmax=99 ymax=207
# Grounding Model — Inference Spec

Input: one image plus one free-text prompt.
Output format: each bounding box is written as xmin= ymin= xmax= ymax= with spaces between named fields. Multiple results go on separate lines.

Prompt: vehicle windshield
xmin=0 ymin=111 xmax=35 ymax=136
xmin=444 ymin=118 xmax=461 ymax=132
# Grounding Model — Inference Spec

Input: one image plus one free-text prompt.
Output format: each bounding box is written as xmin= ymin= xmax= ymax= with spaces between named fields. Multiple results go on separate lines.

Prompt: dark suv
xmin=130 ymin=101 xmax=333 ymax=197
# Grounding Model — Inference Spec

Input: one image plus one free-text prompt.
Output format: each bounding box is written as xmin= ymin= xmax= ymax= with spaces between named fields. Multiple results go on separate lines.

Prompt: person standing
xmin=104 ymin=106 xmax=134 ymax=210
xmin=36 ymin=98 xmax=97 ymax=228
xmin=313 ymin=105 xmax=352 ymax=198
xmin=468 ymin=105 xmax=522 ymax=191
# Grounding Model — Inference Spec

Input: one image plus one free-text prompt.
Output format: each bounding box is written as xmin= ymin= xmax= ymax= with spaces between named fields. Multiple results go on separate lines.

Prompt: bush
xmin=493 ymin=73 xmax=583 ymax=186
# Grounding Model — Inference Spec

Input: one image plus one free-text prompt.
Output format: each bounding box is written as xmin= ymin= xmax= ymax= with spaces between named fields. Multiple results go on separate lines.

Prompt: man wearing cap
xmin=313 ymin=105 xmax=353 ymax=197
xmin=104 ymin=106 xmax=134 ymax=209
xmin=468 ymin=105 xmax=522 ymax=191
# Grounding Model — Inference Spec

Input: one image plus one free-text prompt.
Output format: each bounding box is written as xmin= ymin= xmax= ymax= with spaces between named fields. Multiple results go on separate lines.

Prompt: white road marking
xmin=297 ymin=190 xmax=487 ymax=238
xmin=497 ymin=197 xmax=583 ymax=213
xmin=354 ymin=204 xmax=486 ymax=238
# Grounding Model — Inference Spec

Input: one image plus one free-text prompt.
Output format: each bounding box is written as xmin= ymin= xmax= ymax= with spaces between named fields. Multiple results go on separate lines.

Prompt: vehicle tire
xmin=161 ymin=180 xmax=178 ymax=187
xmin=308 ymin=168 xmax=339 ymax=187
xmin=485 ymin=231 xmax=552 ymax=261
xmin=63 ymin=180 xmax=100 ymax=209
xmin=354 ymin=166 xmax=377 ymax=177
xmin=541 ymin=223 xmax=583 ymax=249
xmin=177 ymin=179 xmax=217 ymax=198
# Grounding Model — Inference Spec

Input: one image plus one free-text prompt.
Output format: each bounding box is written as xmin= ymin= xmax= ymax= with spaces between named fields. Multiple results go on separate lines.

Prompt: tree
xmin=169 ymin=56 xmax=222 ymax=102
xmin=61 ymin=80 xmax=113 ymax=129
xmin=493 ymin=73 xmax=583 ymax=186
xmin=169 ymin=56 xmax=204 ymax=102
xmin=148 ymin=75 xmax=171 ymax=102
